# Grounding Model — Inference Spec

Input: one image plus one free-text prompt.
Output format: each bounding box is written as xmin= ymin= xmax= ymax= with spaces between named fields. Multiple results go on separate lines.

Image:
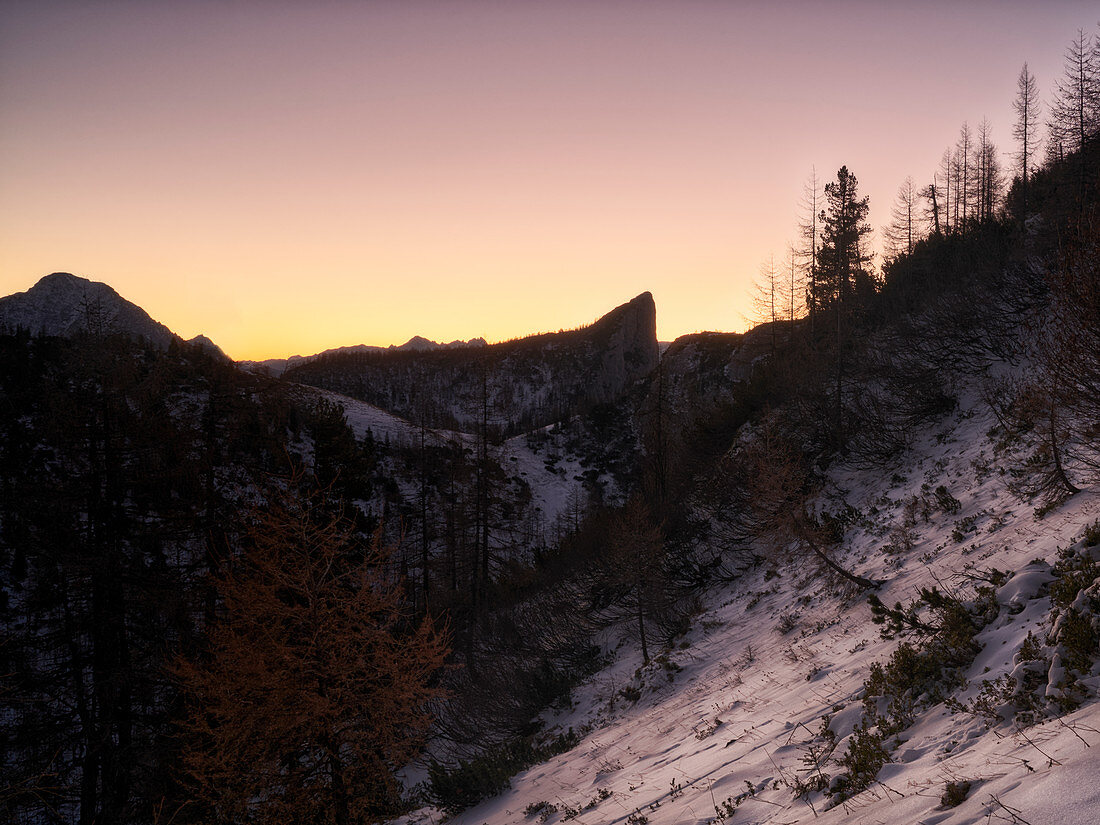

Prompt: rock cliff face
xmin=0 ymin=273 xmax=227 ymax=357
xmin=654 ymin=324 xmax=780 ymax=442
xmin=593 ymin=291 xmax=660 ymax=402
xmin=286 ymin=292 xmax=659 ymax=435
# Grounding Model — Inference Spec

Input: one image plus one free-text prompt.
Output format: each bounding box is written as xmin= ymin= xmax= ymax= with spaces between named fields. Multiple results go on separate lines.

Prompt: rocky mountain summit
xmin=0 ymin=273 xmax=226 ymax=357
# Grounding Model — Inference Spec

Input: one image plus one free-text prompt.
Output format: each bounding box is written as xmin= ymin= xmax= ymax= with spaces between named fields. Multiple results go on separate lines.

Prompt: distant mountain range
xmin=0 ymin=272 xmax=498 ymax=374
xmin=240 ymin=335 xmax=489 ymax=377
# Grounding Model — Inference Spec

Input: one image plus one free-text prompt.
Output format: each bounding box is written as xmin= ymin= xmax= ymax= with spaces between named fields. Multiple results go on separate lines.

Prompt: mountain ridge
xmin=284 ymin=291 xmax=660 ymax=434
xmin=241 ymin=334 xmax=489 ymax=377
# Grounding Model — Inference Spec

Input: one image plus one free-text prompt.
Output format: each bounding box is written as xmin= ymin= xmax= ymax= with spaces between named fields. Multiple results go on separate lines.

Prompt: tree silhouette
xmin=1012 ymin=62 xmax=1041 ymax=214
xmin=813 ymin=166 xmax=874 ymax=450
xmin=883 ymin=176 xmax=920 ymax=261
xmin=1048 ymin=29 xmax=1099 ymax=160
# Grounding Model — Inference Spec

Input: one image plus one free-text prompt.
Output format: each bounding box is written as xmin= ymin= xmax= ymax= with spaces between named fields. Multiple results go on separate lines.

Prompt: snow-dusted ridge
xmin=0 ymin=272 xmax=227 ymax=357
xmin=405 ymin=386 xmax=1100 ymax=825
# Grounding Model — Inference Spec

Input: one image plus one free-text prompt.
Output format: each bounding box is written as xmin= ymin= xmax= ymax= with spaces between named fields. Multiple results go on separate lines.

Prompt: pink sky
xmin=1 ymin=1 xmax=1095 ymax=360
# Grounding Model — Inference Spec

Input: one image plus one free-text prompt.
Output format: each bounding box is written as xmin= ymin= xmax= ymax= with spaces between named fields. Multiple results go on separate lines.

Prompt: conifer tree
xmin=883 ymin=176 xmax=920 ymax=261
xmin=174 ymin=499 xmax=447 ymax=825
xmin=1048 ymin=28 xmax=1099 ymax=160
xmin=607 ymin=500 xmax=665 ymax=665
xmin=812 ymin=166 xmax=874 ymax=312
xmin=1012 ymin=62 xmax=1041 ymax=213
xmin=752 ymin=254 xmax=781 ymax=356
xmin=813 ymin=166 xmax=873 ymax=450
xmin=973 ymin=118 xmax=1002 ymax=223
xmin=797 ymin=168 xmax=822 ymax=338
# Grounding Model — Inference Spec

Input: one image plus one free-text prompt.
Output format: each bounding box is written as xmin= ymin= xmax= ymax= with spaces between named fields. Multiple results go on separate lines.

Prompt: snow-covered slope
xmin=409 ymin=387 xmax=1100 ymax=825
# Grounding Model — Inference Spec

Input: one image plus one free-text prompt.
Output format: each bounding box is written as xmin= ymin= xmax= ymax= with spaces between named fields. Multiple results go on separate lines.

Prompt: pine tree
xmin=812 ymin=166 xmax=874 ymax=312
xmin=812 ymin=166 xmax=874 ymax=450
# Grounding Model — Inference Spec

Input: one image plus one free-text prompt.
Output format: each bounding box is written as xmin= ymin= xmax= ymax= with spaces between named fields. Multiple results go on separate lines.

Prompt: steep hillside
xmin=285 ymin=292 xmax=659 ymax=434
xmin=409 ymin=383 xmax=1100 ymax=825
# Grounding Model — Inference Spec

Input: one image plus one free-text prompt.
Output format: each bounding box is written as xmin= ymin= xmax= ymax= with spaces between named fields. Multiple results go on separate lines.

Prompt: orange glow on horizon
xmin=1 ymin=2 xmax=1093 ymax=361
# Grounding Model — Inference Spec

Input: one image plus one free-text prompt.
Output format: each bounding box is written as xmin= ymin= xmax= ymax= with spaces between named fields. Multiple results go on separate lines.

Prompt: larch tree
xmin=1012 ymin=62 xmax=1041 ymax=213
xmin=797 ymin=167 xmax=822 ymax=339
xmin=606 ymin=500 xmax=665 ymax=665
xmin=935 ymin=147 xmax=953 ymax=235
xmin=957 ymin=122 xmax=972 ymax=226
xmin=973 ymin=118 xmax=1002 ymax=223
xmin=883 ymin=176 xmax=920 ymax=261
xmin=752 ymin=253 xmax=781 ymax=356
xmin=1048 ymin=28 xmax=1099 ymax=160
xmin=921 ymin=182 xmax=942 ymax=237
xmin=1048 ymin=28 xmax=1100 ymax=226
xmin=173 ymin=498 xmax=448 ymax=825
xmin=785 ymin=244 xmax=804 ymax=337
xmin=741 ymin=417 xmax=880 ymax=589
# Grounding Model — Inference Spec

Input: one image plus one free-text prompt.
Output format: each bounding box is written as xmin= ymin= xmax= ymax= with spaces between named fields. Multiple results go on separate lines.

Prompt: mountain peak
xmin=0 ymin=272 xmax=173 ymax=346
xmin=398 ymin=335 xmax=437 ymax=351
xmin=0 ymin=273 xmax=222 ymax=354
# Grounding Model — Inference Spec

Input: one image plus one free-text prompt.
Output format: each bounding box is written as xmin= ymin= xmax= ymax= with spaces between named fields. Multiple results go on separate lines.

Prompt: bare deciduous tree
xmin=1048 ymin=29 xmax=1099 ymax=160
xmin=1012 ymin=62 xmax=1042 ymax=212
xmin=883 ymin=176 xmax=920 ymax=261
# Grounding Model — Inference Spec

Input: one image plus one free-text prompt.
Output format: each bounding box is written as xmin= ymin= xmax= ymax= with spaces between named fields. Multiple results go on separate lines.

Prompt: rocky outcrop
xmin=593 ymin=291 xmax=660 ymax=400
xmin=286 ymin=293 xmax=659 ymax=435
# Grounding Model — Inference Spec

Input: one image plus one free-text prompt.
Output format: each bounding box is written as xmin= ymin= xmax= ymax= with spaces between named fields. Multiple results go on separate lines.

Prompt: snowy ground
xmin=405 ymin=388 xmax=1100 ymax=825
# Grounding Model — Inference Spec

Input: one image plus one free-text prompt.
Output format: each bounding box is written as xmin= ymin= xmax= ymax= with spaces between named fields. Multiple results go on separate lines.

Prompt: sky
xmin=1 ymin=1 xmax=1096 ymax=361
